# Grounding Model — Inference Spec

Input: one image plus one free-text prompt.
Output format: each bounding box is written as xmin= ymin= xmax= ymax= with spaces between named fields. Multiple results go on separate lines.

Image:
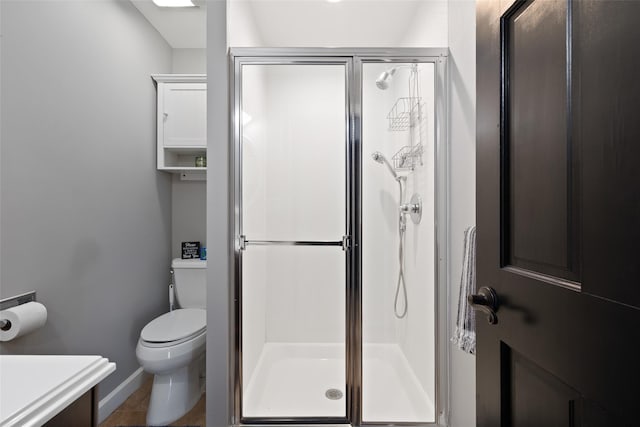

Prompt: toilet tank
xmin=171 ymin=258 xmax=207 ymax=309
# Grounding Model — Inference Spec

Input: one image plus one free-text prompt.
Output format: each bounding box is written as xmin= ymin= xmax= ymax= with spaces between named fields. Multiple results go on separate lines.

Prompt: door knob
xmin=468 ymin=286 xmax=499 ymax=325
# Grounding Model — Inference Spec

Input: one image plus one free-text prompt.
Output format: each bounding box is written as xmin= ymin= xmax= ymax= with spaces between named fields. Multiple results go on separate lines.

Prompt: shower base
xmin=243 ymin=343 xmax=434 ymax=422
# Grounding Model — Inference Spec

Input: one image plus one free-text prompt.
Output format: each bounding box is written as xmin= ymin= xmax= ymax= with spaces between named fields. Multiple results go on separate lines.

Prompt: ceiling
xmin=130 ymin=0 xmax=442 ymax=50
xmin=242 ymin=1 xmax=428 ymax=47
xmin=130 ymin=0 xmax=206 ymax=49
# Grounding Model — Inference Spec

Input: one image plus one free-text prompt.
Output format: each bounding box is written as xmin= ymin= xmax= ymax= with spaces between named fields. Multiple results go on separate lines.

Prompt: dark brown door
xmin=476 ymin=0 xmax=640 ymax=425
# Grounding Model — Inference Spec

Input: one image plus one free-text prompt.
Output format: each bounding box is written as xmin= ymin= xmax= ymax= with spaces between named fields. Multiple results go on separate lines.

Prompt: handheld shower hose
xmin=394 ymin=177 xmax=408 ymax=319
xmin=372 ymin=152 xmax=408 ymax=319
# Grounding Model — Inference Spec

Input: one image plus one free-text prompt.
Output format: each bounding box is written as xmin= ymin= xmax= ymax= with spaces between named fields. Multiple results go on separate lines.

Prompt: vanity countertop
xmin=0 ymin=355 xmax=115 ymax=427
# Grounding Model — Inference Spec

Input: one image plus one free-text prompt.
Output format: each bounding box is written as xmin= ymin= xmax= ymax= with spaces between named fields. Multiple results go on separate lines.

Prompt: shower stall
xmin=231 ymin=49 xmax=448 ymax=426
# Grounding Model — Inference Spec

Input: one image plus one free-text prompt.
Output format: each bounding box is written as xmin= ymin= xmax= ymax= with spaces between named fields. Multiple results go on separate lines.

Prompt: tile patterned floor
xmin=99 ymin=378 xmax=205 ymax=427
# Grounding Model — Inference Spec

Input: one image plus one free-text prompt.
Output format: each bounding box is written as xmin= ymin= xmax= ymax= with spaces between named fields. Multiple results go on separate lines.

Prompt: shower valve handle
xmin=400 ymin=194 xmax=423 ymax=225
xmin=400 ymin=203 xmax=420 ymax=214
xmin=468 ymin=286 xmax=499 ymax=325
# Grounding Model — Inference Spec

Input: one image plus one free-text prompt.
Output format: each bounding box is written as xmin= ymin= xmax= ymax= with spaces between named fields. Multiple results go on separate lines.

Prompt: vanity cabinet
xmin=45 ymin=388 xmax=96 ymax=427
xmin=0 ymin=355 xmax=115 ymax=427
xmin=152 ymin=74 xmax=207 ymax=179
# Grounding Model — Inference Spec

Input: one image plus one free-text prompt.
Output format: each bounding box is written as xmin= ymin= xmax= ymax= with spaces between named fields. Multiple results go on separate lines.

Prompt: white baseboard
xmin=98 ymin=367 xmax=149 ymax=423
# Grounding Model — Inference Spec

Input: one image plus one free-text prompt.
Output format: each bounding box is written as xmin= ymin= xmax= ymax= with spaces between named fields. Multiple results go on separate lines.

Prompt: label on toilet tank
xmin=181 ymin=241 xmax=201 ymax=259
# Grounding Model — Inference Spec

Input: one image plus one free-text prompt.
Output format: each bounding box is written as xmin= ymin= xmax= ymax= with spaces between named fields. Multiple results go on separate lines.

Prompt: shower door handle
xmin=238 ymin=235 xmax=350 ymax=251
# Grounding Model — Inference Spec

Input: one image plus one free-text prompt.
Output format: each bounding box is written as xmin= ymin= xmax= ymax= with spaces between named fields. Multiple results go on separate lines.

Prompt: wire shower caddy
xmin=386 ymin=97 xmax=422 ymax=132
xmin=383 ymin=64 xmax=426 ymax=171
xmin=392 ymin=143 xmax=424 ymax=170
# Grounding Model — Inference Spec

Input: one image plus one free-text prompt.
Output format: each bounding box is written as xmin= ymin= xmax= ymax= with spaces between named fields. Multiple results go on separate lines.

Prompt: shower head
xmin=371 ymin=151 xmax=399 ymax=180
xmin=375 ymin=68 xmax=397 ymax=90
xmin=376 ymin=64 xmax=420 ymax=90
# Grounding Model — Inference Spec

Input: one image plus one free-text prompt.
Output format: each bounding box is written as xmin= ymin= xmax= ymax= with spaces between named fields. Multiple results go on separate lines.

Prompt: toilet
xmin=136 ymin=258 xmax=206 ymax=426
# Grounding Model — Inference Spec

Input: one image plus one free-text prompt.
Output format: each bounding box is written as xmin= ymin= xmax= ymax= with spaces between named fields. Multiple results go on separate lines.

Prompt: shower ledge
xmin=0 ymin=355 xmax=115 ymax=427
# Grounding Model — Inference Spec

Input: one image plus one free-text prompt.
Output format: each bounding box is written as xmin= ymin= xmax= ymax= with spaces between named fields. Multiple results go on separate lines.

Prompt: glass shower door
xmin=238 ymin=61 xmax=349 ymax=421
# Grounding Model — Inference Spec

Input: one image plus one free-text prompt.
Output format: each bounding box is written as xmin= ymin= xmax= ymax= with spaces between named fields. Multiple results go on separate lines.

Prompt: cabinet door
xmin=163 ymin=82 xmax=206 ymax=147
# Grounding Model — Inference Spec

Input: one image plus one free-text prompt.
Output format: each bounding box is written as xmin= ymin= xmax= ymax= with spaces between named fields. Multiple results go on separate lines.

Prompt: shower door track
xmin=230 ymin=48 xmax=450 ymax=427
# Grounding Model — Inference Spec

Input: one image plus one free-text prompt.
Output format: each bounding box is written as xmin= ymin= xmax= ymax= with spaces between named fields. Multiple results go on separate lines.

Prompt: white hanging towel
xmin=452 ymin=225 xmax=477 ymax=355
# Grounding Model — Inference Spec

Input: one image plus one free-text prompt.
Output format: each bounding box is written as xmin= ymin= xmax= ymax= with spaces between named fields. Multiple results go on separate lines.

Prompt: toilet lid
xmin=141 ymin=308 xmax=206 ymax=343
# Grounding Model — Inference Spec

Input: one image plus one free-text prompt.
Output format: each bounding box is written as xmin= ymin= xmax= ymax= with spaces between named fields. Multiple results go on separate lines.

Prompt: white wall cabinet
xmin=152 ymin=74 xmax=206 ymax=178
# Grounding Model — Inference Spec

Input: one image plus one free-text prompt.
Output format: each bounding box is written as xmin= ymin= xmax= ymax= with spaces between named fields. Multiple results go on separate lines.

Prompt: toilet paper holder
xmin=0 ymin=291 xmax=37 ymax=329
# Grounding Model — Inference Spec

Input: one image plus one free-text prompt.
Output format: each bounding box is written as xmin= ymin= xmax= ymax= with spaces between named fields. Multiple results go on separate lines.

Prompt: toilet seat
xmin=140 ymin=308 xmax=206 ymax=347
xmin=140 ymin=329 xmax=206 ymax=348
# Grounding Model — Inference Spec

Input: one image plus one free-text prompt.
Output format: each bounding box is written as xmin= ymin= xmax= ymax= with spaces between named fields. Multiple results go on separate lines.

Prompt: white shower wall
xmin=242 ymin=65 xmax=346 ymax=389
xmin=395 ymin=64 xmax=436 ymax=402
xmin=362 ymin=63 xmax=436 ymax=413
xmin=241 ymin=65 xmax=268 ymax=387
xmin=258 ymin=65 xmax=345 ymax=343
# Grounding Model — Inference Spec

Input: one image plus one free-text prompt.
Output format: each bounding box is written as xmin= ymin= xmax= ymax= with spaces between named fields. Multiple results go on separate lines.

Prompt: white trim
xmin=152 ymin=73 xmax=206 ymax=83
xmin=98 ymin=367 xmax=149 ymax=424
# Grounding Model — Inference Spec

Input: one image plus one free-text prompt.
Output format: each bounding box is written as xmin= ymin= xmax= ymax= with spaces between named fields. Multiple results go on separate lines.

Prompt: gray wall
xmin=0 ymin=0 xmax=173 ymax=399
xmin=206 ymin=1 xmax=230 ymax=426
xmin=448 ymin=1 xmax=477 ymax=426
xmin=171 ymin=48 xmax=207 ymax=259
xmin=171 ymin=176 xmax=206 ymax=259
xmin=173 ymin=48 xmax=207 ymax=74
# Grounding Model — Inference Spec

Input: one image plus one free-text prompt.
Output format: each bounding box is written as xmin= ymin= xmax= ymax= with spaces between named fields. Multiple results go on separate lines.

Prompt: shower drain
xmin=325 ymin=388 xmax=344 ymax=400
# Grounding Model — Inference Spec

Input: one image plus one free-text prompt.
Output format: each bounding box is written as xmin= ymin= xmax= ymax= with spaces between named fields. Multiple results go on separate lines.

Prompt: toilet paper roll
xmin=0 ymin=302 xmax=47 ymax=342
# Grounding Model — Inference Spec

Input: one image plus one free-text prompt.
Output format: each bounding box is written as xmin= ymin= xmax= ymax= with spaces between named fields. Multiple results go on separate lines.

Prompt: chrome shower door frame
xmin=231 ymin=54 xmax=354 ymax=426
xmin=230 ymin=48 xmax=450 ymax=427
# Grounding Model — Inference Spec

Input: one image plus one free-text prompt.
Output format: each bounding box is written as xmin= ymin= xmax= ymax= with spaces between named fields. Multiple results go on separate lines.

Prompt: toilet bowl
xmin=136 ymin=308 xmax=206 ymax=426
